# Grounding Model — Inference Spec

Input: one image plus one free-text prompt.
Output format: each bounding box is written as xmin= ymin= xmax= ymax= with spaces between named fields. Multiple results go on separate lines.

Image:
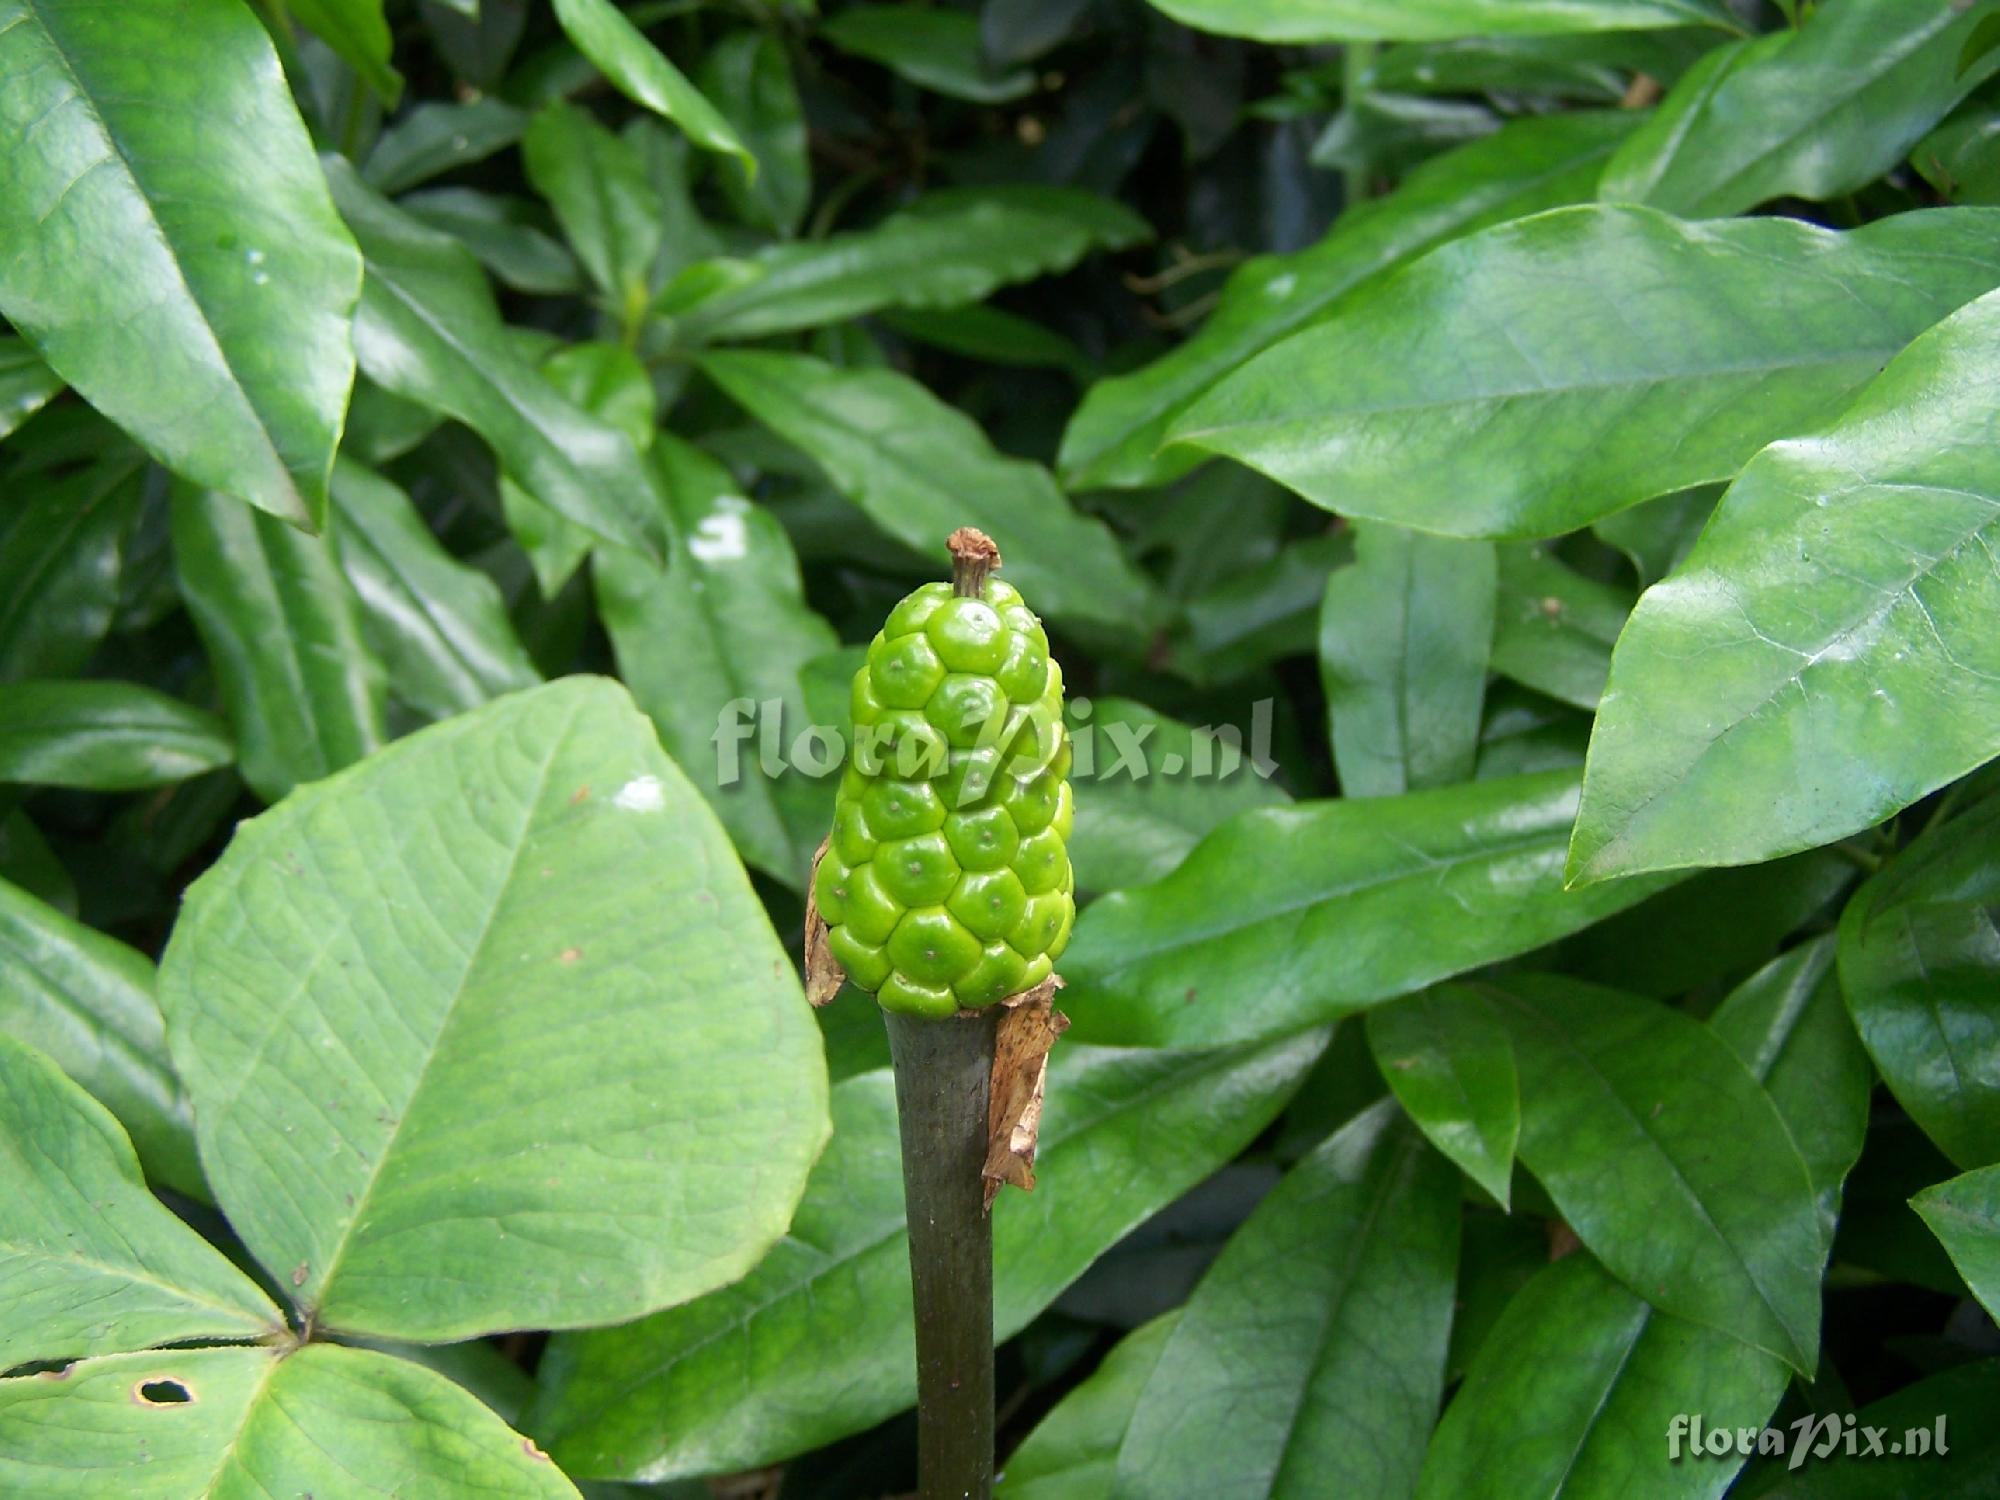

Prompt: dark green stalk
xmin=886 ymin=1008 xmax=1000 ymax=1500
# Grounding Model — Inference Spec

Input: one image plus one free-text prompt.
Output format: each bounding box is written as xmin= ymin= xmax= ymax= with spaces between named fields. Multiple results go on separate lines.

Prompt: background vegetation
xmin=2 ymin=0 xmax=2000 ymax=1495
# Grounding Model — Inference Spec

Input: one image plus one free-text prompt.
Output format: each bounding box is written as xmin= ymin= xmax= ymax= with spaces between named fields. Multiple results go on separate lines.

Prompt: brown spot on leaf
xmin=569 ymin=785 xmax=591 ymax=804
xmin=134 ymin=1377 xmax=194 ymax=1406
xmin=559 ymin=947 xmax=582 ymax=964
xmin=35 ymin=1364 xmax=73 ymax=1381
xmin=803 ymin=837 xmax=846 ymax=1008
xmin=1547 ymin=1220 xmax=1581 ymax=1262
xmin=523 ymin=1437 xmax=552 ymax=1462
xmin=983 ymin=975 xmax=1069 ymax=1210
xmin=291 ymin=1262 xmax=309 ymax=1287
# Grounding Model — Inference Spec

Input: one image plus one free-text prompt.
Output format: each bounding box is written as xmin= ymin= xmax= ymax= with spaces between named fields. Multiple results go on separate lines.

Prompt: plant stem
xmin=886 ymin=1008 xmax=1000 ymax=1500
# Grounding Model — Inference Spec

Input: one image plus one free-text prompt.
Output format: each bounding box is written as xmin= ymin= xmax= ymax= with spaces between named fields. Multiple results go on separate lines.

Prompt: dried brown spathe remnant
xmin=803 ymin=837 xmax=846 ymax=1008
xmin=983 ymin=974 xmax=1068 ymax=1209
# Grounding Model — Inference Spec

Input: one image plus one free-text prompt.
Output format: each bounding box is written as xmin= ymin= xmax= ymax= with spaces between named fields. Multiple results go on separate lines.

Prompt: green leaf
xmin=530 ymin=1030 xmax=1327 ymax=1482
xmin=286 ymin=0 xmax=402 ymax=103
xmin=1711 ymin=936 xmax=1872 ymax=1247
xmin=1319 ymin=523 xmax=1494 ymax=797
xmin=0 ymin=0 xmax=360 ymax=528
xmin=0 ymin=456 xmax=145 ymax=680
xmin=596 ymin=436 xmax=839 ymax=887
xmin=1059 ymin=110 xmax=1636 ymax=491
xmin=363 ymin=98 xmax=529 ymax=196
xmin=523 ymin=102 xmax=663 ymax=316
xmin=1913 ymin=105 xmax=2000 ymax=207
xmin=677 ymin=186 xmax=1149 ymax=342
xmin=325 ymin=159 xmax=665 ymax=563
xmin=0 ymin=878 xmax=199 ymax=1199
xmin=1065 ymin=696 xmax=1291 ymax=892
xmin=171 ymin=484 xmax=387 ymax=804
xmin=1174 ymin=205 xmax=2000 ymax=539
xmin=0 ymin=1034 xmax=279 ymax=1369
xmin=551 ymin=0 xmax=751 ymax=169
xmin=328 ymin=459 xmax=542 ymax=723
xmin=0 ymin=338 xmax=62 ymax=443
xmin=1568 ymin=285 xmax=2000 ymax=883
xmin=1482 ymin=974 xmax=1823 ymax=1372
xmin=1912 ymin=1166 xmax=2000 ymax=1323
xmin=1600 ymin=0 xmax=2000 ymax=220
xmin=1114 ymin=1100 xmax=1460 ymax=1500
xmin=0 ymin=814 xmax=74 ymax=918
xmin=1746 ymin=1359 xmax=1997 ymax=1497
xmin=401 ymin=188 xmax=584 ymax=296
xmin=1415 ymin=1253 xmax=1789 ymax=1500
xmin=1169 ymin=533 xmax=1351 ymax=685
xmin=1489 ymin=544 xmax=1632 ymax=711
xmin=1592 ymin=485 xmax=1716 ymax=586
xmin=1063 ymin=768 xmax=1675 ymax=1049
xmin=0 ymin=1344 xmax=582 ymax=1497
xmin=698 ymin=30 xmax=810 ymax=236
xmin=157 ymin=678 xmax=828 ymax=1342
xmin=822 ymin=7 xmax=1034 ymax=102
xmin=879 ymin=302 xmax=1094 ymax=376
xmin=700 ymin=350 xmax=1156 ymax=631
xmin=0 ymin=681 xmax=232 ymax=792
xmin=1365 ymin=987 xmax=1518 ymax=1205
xmin=1137 ymin=0 xmax=1736 ymax=43
xmin=1839 ymin=793 xmax=2000 ymax=1170
xmin=998 ymin=1313 xmax=1181 ymax=1500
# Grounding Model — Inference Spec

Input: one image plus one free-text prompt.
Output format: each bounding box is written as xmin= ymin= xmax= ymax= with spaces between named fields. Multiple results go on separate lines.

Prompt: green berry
xmin=821 ymin=532 xmax=1073 ymax=1015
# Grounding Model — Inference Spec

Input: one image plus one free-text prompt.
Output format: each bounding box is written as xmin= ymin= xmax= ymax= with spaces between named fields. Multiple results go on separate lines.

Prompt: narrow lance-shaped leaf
xmin=1114 ymin=1101 xmax=1461 ymax=1500
xmin=0 ymin=1035 xmax=280 ymax=1369
xmin=1136 ymin=0 xmax=1737 ymax=43
xmin=158 ymin=678 xmax=829 ymax=1343
xmin=285 ymin=0 xmax=402 ymax=103
xmin=700 ymin=350 xmax=1156 ymax=631
xmin=0 ymin=1345 xmax=582 ymax=1499
xmin=171 ymin=484 xmax=387 ymax=804
xmin=1569 ymin=285 xmax=2000 ymax=883
xmin=1059 ymin=110 xmax=1637 ymax=491
xmin=1365 ymin=986 xmax=1518 ymax=1206
xmin=1415 ymin=1253 xmax=1789 ymax=1500
xmin=821 ymin=7 xmax=1033 ymax=102
xmin=699 ymin=29 xmax=810 ymax=235
xmin=1173 ymin=205 xmax=2000 ymax=539
xmin=0 ymin=0 xmax=360 ymax=527
xmin=0 ymin=877 xmax=201 ymax=1199
xmin=521 ymin=102 xmax=663 ymax=318
xmin=362 ymin=98 xmax=529 ymax=196
xmin=1838 ymin=793 xmax=2000 ymax=1171
xmin=551 ymin=0 xmax=751 ymax=169
xmin=676 ymin=186 xmax=1149 ymax=342
xmin=325 ymin=159 xmax=665 ymax=562
xmin=0 ymin=453 xmax=145 ymax=680
xmin=529 ymin=1030 xmax=1327 ymax=1483
xmin=1062 ymin=767 xmax=1676 ymax=1050
xmin=1319 ymin=523 xmax=1494 ymax=797
xmin=1600 ymin=0 xmax=2000 ymax=220
xmin=0 ymin=682 xmax=233 ymax=792
xmin=1489 ymin=544 xmax=1632 ymax=711
xmin=999 ymin=1313 xmax=1182 ymax=1500
xmin=1482 ymin=973 xmax=1824 ymax=1373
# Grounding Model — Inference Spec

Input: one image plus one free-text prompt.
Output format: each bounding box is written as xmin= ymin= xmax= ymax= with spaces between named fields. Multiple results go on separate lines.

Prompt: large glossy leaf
xmin=1489 ymin=544 xmax=1632 ymax=711
xmin=1059 ymin=110 xmax=1636 ymax=491
xmin=677 ymin=187 xmax=1148 ymax=341
xmin=551 ymin=0 xmax=749 ymax=169
xmin=0 ymin=1035 xmax=278 ymax=1370
xmin=171 ymin=484 xmax=387 ymax=804
xmin=1568 ymin=286 xmax=2000 ymax=883
xmin=1114 ymin=1101 xmax=1460 ymax=1500
xmin=1600 ymin=0 xmax=2000 ymax=220
xmin=0 ymin=1344 xmax=581 ymax=1497
xmin=530 ymin=1029 xmax=1327 ymax=1482
xmin=1482 ymin=974 xmax=1823 ymax=1372
xmin=325 ymin=160 xmax=664 ymax=562
xmin=1319 ymin=523 xmax=1494 ymax=797
xmin=1415 ymin=1253 xmax=1789 ymax=1500
xmin=0 ymin=681 xmax=231 ymax=792
xmin=1173 ymin=206 xmax=2000 ymax=539
xmin=0 ymin=0 xmax=359 ymax=527
xmin=1365 ymin=986 xmax=1518 ymax=1205
xmin=157 ymin=678 xmax=829 ymax=1342
xmin=0 ymin=338 xmax=62 ymax=442
xmin=0 ymin=454 xmax=144 ymax=681
xmin=700 ymin=350 xmax=1156 ymax=630
xmin=1064 ymin=696 xmax=1291 ymax=892
xmin=1710 ymin=936 xmax=1871 ymax=1245
xmin=0 ymin=878 xmax=197 ymax=1199
xmin=821 ymin=7 xmax=1033 ymax=102
xmin=1139 ymin=0 xmax=1735 ymax=42
xmin=596 ymin=436 xmax=839 ymax=887
xmin=328 ymin=460 xmax=541 ymax=723
xmin=1063 ymin=768 xmax=1674 ymax=1049
xmin=1912 ymin=1165 xmax=2000 ymax=1323
xmin=1839 ymin=794 xmax=2000 ymax=1170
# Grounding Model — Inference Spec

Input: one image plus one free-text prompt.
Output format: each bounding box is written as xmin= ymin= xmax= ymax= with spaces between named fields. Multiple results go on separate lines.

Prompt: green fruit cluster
xmin=814 ymin=575 xmax=1074 ymax=1017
